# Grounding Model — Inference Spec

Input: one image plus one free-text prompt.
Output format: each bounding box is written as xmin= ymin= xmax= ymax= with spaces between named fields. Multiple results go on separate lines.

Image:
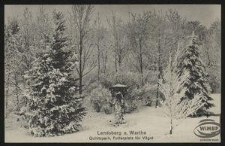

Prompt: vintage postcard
xmin=4 ymin=4 xmax=221 ymax=143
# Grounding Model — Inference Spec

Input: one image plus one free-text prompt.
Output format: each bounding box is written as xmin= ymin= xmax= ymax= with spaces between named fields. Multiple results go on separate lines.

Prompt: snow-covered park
xmin=5 ymin=5 xmax=220 ymax=143
xmin=5 ymin=94 xmax=220 ymax=143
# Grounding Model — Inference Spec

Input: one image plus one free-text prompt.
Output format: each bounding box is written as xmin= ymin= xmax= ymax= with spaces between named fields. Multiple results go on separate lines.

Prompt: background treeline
xmin=5 ymin=6 xmax=220 ymax=116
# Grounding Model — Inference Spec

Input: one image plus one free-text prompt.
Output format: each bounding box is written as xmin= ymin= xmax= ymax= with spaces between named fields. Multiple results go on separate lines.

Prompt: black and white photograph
xmin=4 ymin=4 xmax=221 ymax=143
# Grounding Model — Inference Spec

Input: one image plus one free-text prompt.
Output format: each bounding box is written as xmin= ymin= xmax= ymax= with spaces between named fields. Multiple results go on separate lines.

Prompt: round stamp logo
xmin=193 ymin=119 xmax=220 ymax=138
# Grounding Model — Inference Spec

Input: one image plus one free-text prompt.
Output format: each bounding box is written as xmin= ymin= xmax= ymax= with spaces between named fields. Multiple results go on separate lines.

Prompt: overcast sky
xmin=5 ymin=5 xmax=221 ymax=28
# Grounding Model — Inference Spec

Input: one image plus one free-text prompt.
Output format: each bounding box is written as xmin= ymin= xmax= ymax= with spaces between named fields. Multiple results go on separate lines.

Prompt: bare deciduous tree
xmin=126 ymin=12 xmax=152 ymax=85
xmin=71 ymin=5 xmax=95 ymax=95
xmin=94 ymin=12 xmax=106 ymax=81
xmin=159 ymin=49 xmax=205 ymax=135
xmin=107 ymin=12 xmax=127 ymax=73
xmin=5 ymin=18 xmax=23 ymax=112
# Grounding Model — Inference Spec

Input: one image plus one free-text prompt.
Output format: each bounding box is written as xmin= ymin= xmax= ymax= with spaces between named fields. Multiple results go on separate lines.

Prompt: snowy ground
xmin=5 ymin=94 xmax=221 ymax=143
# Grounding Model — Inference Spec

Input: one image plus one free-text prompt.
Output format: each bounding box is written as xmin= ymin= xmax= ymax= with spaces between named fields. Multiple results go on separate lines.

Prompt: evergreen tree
xmin=24 ymin=11 xmax=86 ymax=137
xmin=177 ymin=32 xmax=213 ymax=116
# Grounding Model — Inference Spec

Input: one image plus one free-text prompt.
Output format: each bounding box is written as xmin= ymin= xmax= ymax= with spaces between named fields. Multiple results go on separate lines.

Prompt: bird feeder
xmin=109 ymin=84 xmax=128 ymax=125
xmin=109 ymin=84 xmax=128 ymax=98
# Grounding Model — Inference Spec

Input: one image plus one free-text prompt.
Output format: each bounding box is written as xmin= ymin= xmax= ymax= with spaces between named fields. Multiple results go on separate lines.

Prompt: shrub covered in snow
xmin=97 ymin=71 xmax=162 ymax=113
xmin=90 ymin=85 xmax=113 ymax=114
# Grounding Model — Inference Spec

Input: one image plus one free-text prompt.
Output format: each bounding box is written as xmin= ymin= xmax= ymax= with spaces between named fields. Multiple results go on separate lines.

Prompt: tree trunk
xmin=103 ymin=52 xmax=107 ymax=74
xmin=115 ymin=39 xmax=119 ymax=72
xmin=115 ymin=54 xmax=117 ymax=73
xmin=118 ymin=54 xmax=122 ymax=72
xmin=205 ymin=44 xmax=211 ymax=67
xmin=156 ymin=37 xmax=162 ymax=108
xmin=5 ymin=73 xmax=10 ymax=117
xmin=14 ymin=74 xmax=20 ymax=111
xmin=139 ymin=39 xmax=144 ymax=85
xmin=5 ymin=73 xmax=10 ymax=110
xmin=79 ymin=35 xmax=83 ymax=95
xmin=118 ymin=46 xmax=122 ymax=72
xmin=170 ymin=118 xmax=173 ymax=134
xmin=97 ymin=44 xmax=100 ymax=81
xmin=156 ymin=77 xmax=160 ymax=108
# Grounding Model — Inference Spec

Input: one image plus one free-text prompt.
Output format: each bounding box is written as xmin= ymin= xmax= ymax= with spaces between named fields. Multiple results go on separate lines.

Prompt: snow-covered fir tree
xmin=159 ymin=49 xmax=205 ymax=135
xmin=23 ymin=11 xmax=86 ymax=137
xmin=177 ymin=32 xmax=213 ymax=116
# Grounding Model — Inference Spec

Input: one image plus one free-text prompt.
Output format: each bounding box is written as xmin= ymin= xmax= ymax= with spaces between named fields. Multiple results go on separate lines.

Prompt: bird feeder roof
xmin=109 ymin=84 xmax=128 ymax=91
xmin=112 ymin=84 xmax=128 ymax=88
